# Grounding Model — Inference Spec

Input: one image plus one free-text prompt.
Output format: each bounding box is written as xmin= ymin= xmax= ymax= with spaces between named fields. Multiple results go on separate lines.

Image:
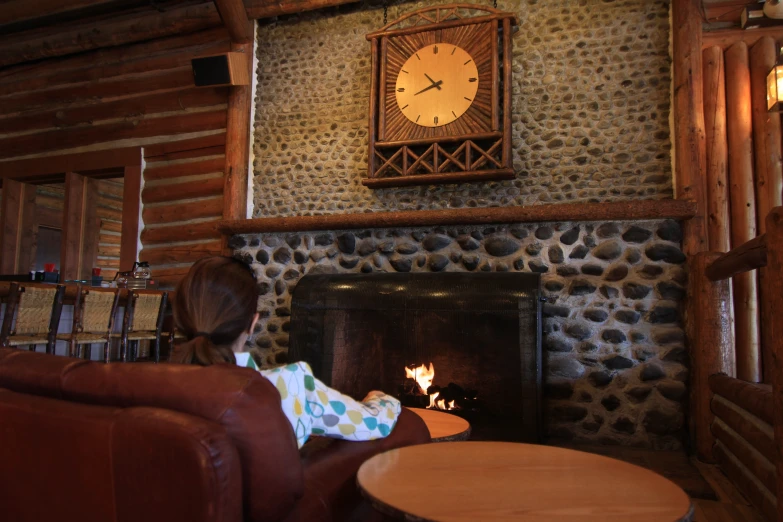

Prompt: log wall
xmin=0 ymin=26 xmax=233 ymax=288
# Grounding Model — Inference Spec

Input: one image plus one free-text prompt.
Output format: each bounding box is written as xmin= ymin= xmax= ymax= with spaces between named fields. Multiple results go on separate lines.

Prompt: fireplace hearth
xmin=289 ymin=272 xmax=542 ymax=442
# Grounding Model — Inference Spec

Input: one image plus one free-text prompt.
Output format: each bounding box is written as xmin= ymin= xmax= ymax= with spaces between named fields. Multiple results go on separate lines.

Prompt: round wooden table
xmin=409 ymin=407 xmax=471 ymax=442
xmin=357 ymin=442 xmax=693 ymax=522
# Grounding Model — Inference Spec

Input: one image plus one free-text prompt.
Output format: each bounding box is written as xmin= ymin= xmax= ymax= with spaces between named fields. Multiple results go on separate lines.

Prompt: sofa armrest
xmin=283 ymin=407 xmax=430 ymax=522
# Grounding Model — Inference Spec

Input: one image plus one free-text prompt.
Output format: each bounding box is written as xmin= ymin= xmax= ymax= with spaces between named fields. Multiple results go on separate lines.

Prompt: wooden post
xmin=749 ymin=37 xmax=783 ymax=384
xmin=763 ymin=207 xmax=783 ymax=522
xmin=213 ymin=0 xmax=253 ymax=43
xmin=80 ymin=179 xmax=100 ymax=279
xmin=725 ymin=41 xmax=762 ymax=382
xmin=0 ymin=179 xmax=23 ymax=274
xmin=60 ymin=172 xmax=87 ymax=281
xmin=688 ymin=252 xmax=735 ymax=462
xmin=672 ymin=0 xmax=708 ymax=256
xmin=120 ymin=164 xmax=142 ymax=273
xmin=222 ymin=37 xmax=254 ymax=252
xmin=703 ymin=46 xmax=731 ymax=252
xmin=17 ymin=183 xmax=37 ymax=273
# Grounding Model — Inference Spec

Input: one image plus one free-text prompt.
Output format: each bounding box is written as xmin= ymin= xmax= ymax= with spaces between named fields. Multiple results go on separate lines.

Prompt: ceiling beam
xmin=214 ymin=0 xmax=253 ymax=42
xmin=0 ymin=1 xmax=222 ymax=69
xmin=0 ymin=0 xmax=120 ymax=27
xmin=244 ymin=0 xmax=359 ymax=19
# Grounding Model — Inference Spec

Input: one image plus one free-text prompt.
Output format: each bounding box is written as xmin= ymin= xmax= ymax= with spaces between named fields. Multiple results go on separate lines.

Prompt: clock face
xmin=394 ymin=43 xmax=479 ymax=128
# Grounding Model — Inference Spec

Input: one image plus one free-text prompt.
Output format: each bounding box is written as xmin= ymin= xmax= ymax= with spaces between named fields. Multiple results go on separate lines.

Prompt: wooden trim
xmin=222 ymin=41 xmax=253 ymax=221
xmin=80 ymin=179 xmax=100 ymax=279
xmin=0 ymin=1 xmax=222 ymax=68
xmin=368 ymin=38 xmax=379 ymax=179
xmin=502 ymin=17 xmax=512 ymax=169
xmin=705 ymin=233 xmax=767 ymax=281
xmin=246 ymin=0 xmax=358 ymax=19
xmin=687 ymin=251 xmax=735 ymax=462
xmin=366 ymin=11 xmax=518 ymax=40
xmin=703 ymin=26 xmax=783 ymax=50
xmin=218 ymin=199 xmax=698 ymax=235
xmin=120 ymin=164 xmax=142 ymax=273
xmin=672 ymin=0 xmax=708 ymax=256
xmin=213 ymin=0 xmax=253 ymax=43
xmin=362 ymin=168 xmax=515 ymax=188
xmin=0 ymin=180 xmax=24 ymax=273
xmin=60 ymin=172 xmax=87 ymax=281
xmin=709 ymin=374 xmax=773 ymax=424
xmin=376 ymin=131 xmax=503 ymax=148
xmin=0 ymin=147 xmax=142 ymax=180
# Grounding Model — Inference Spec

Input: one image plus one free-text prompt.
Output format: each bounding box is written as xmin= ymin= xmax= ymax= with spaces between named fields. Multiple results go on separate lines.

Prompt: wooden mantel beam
xmin=214 ymin=0 xmax=253 ymax=43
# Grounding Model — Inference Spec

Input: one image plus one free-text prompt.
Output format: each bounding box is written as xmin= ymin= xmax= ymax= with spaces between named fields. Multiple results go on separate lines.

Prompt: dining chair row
xmin=0 ymin=282 xmax=170 ymax=363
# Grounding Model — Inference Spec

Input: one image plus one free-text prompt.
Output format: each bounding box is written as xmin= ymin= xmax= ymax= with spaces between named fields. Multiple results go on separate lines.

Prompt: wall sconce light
xmin=767 ymin=48 xmax=783 ymax=111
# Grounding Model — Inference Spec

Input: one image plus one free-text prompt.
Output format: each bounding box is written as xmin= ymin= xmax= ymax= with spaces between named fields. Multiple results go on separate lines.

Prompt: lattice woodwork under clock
xmin=365 ymin=4 xmax=518 ymax=188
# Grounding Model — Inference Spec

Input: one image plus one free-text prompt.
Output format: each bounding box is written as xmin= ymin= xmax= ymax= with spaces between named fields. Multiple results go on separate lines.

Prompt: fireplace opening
xmin=289 ymin=272 xmax=542 ymax=442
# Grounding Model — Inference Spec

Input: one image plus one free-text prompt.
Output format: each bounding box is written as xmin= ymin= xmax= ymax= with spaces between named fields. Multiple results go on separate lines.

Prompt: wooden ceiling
xmin=0 ymin=0 xmax=358 ymax=70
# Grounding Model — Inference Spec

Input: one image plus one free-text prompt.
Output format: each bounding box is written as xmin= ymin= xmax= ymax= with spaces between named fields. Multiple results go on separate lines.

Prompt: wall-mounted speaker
xmin=191 ymin=52 xmax=250 ymax=87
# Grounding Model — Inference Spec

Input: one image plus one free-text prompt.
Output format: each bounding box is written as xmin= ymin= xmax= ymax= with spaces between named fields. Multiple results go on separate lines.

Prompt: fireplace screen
xmin=289 ymin=272 xmax=542 ymax=442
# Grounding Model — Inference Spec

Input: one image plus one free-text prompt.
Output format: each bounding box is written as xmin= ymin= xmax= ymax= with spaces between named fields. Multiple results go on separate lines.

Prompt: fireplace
xmin=289 ymin=272 xmax=542 ymax=442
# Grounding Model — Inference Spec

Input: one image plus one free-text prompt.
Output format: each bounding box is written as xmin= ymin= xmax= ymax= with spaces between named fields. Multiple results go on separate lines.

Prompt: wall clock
xmin=365 ymin=4 xmax=518 ymax=188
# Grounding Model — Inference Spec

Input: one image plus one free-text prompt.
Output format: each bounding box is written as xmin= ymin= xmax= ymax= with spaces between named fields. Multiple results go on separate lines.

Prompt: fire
xmin=405 ymin=362 xmax=458 ymax=411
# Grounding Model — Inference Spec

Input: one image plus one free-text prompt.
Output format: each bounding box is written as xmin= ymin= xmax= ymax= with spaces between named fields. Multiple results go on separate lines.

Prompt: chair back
xmin=14 ymin=284 xmax=62 ymax=336
xmin=77 ymin=286 xmax=120 ymax=334
xmin=129 ymin=291 xmax=166 ymax=332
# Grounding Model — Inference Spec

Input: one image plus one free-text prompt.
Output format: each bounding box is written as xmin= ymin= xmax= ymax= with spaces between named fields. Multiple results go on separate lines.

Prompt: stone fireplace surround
xmin=230 ymin=217 xmax=687 ymax=450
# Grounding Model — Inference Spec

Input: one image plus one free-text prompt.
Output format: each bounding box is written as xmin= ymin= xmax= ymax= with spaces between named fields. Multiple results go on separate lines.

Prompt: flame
xmin=405 ymin=362 xmax=434 ymax=395
xmin=448 ymin=400 xmax=455 ymax=409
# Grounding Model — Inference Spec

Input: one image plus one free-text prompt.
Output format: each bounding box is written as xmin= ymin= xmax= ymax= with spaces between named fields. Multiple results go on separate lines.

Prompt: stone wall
xmin=232 ymin=218 xmax=687 ymax=449
xmin=252 ymin=0 xmax=673 ymax=216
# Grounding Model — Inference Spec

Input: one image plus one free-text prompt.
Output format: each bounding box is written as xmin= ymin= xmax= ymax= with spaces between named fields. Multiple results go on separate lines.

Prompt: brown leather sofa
xmin=0 ymin=348 xmax=430 ymax=522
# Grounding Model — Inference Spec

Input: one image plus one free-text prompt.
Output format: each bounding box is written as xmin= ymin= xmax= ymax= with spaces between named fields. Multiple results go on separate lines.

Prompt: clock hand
xmin=413 ymin=80 xmax=443 ymax=96
xmin=424 ymin=73 xmax=442 ymax=90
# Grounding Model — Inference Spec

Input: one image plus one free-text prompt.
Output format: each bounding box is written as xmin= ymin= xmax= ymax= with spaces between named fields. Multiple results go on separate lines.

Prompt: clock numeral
xmin=452 ymin=111 xmax=457 ymax=117
xmin=401 ymin=69 xmax=409 ymax=74
xmin=397 ymin=88 xmax=405 ymax=92
xmin=434 ymin=116 xmax=438 ymax=125
xmin=415 ymin=53 xmax=421 ymax=60
xmin=464 ymin=59 xmax=472 ymax=65
xmin=415 ymin=115 xmax=421 ymax=123
xmin=468 ymin=78 xmax=477 ymax=82
xmin=451 ymin=47 xmax=456 ymax=55
xmin=401 ymin=104 xmax=409 ymax=110
xmin=464 ymin=97 xmax=473 ymax=101
xmin=434 ymin=45 xmax=438 ymax=54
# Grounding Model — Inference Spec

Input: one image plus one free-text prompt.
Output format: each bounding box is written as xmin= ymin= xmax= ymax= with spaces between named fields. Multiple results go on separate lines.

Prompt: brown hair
xmin=169 ymin=256 xmax=259 ymax=366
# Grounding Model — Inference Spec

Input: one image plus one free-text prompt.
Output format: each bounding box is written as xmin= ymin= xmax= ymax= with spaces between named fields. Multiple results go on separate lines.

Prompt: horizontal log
xmin=0 ymin=87 xmax=229 ymax=135
xmin=219 ymin=199 xmax=700 ymax=235
xmin=0 ymin=27 xmax=228 ymax=86
xmin=712 ymin=395 xmax=776 ymax=464
xmin=96 ymin=206 xmax=123 ymax=222
xmin=142 ymin=176 xmax=223 ymax=204
xmin=363 ymin=169 xmax=516 ymax=188
xmin=711 ymin=418 xmax=775 ymax=493
xmin=36 ymin=195 xmax=63 ymax=210
xmin=709 ymin=374 xmax=773 ymax=424
xmin=703 ymin=26 xmax=783 ymax=50
xmin=0 ymin=147 xmax=142 ymax=179
xmin=144 ymin=133 xmax=226 ymax=161
xmin=97 ymin=195 xmax=122 ymax=211
xmin=151 ymin=265 xmax=192 ymax=288
xmin=245 ymin=0 xmax=359 ymax=19
xmin=0 ymin=67 xmax=195 ymax=116
xmin=0 ymin=1 xmax=222 ymax=69
xmin=99 ymin=233 xmax=121 ymax=245
xmin=713 ymin=441 xmax=776 ymax=522
xmin=96 ymin=258 xmax=120 ymax=269
xmin=36 ymin=206 xmax=62 ymax=228
xmin=100 ymin=220 xmax=122 ymax=233
xmin=139 ymin=240 xmax=222 ymax=265
xmin=142 ymin=197 xmax=222 ymax=225
xmin=0 ymin=0 xmax=118 ymax=27
xmin=144 ymin=156 xmax=225 ymax=181
xmin=140 ymin=220 xmax=221 ymax=244
xmin=705 ymin=234 xmax=767 ymax=281
xmin=97 ymin=245 xmax=121 ymax=258
xmin=0 ymin=110 xmax=226 ymax=160
xmin=96 ymin=181 xmax=124 ymax=200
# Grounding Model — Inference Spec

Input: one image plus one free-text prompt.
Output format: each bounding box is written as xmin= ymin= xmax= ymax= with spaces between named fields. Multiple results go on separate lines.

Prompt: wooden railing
xmin=689 ymin=206 xmax=783 ymax=522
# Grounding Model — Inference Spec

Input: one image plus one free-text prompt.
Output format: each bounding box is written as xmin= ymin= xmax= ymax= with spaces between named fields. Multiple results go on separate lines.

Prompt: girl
xmin=169 ymin=256 xmax=401 ymax=448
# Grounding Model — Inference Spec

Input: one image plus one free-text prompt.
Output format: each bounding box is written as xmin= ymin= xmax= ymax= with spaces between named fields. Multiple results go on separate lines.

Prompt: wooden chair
xmin=118 ymin=290 xmax=168 ymax=363
xmin=58 ymin=285 xmax=121 ymax=362
xmin=0 ymin=282 xmax=65 ymax=354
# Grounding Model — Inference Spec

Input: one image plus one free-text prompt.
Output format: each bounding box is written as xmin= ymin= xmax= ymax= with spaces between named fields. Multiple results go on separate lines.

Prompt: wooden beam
xmin=0 ymin=180 xmax=24 ymax=274
xmin=222 ymin=42 xmax=253 ymax=222
xmin=18 ymin=183 xmax=37 ymax=273
xmin=672 ymin=0 xmax=708 ymax=256
xmin=0 ymin=0 xmax=120 ymax=27
xmin=139 ymin=240 xmax=222 ymax=265
xmin=0 ymin=1 xmax=223 ymax=69
xmin=687 ymin=251 xmax=736 ymax=462
xmin=120 ymin=164 xmax=142 ymax=273
xmin=143 ymin=157 xmax=225 ymax=182
xmin=218 ymin=199 xmax=699 ymax=235
xmin=703 ymin=26 xmax=783 ymax=50
xmin=726 ymin=41 xmax=762 ymax=383
xmin=80 ymin=179 xmax=100 ymax=279
xmin=140 ymin=220 xmax=220 ymax=244
xmin=245 ymin=0 xmax=358 ymax=19
xmin=143 ymin=197 xmax=223 ymax=225
xmin=60 ymin=172 xmax=87 ymax=281
xmin=705 ymin=233 xmax=767 ymax=281
xmin=0 ymin=147 xmax=142 ymax=180
xmin=142 ymin=176 xmax=223 ymax=204
xmin=703 ymin=46 xmax=731 ymax=253
xmin=214 ymin=0 xmax=253 ymax=43
xmin=144 ymin=133 xmax=226 ymax=160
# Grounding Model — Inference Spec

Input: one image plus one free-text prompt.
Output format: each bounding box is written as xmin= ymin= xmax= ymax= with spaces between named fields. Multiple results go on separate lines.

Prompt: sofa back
xmin=0 ymin=348 xmax=304 ymax=522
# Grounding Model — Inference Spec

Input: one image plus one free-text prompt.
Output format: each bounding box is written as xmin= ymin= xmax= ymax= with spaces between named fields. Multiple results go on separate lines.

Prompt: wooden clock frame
xmin=365 ymin=4 xmax=518 ymax=188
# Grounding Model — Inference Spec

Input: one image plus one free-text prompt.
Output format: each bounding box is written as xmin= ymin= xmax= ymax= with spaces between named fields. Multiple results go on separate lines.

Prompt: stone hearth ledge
xmin=218 ymin=200 xmax=697 ymax=235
